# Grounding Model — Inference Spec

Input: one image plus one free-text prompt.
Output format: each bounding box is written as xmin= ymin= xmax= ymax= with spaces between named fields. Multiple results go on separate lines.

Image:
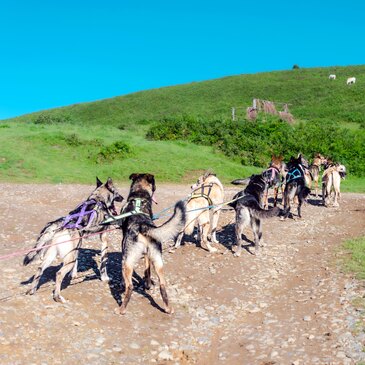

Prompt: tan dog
xmin=262 ymin=154 xmax=286 ymax=209
xmin=322 ymin=163 xmax=346 ymax=207
xmin=309 ymin=153 xmax=327 ymax=197
xmin=174 ymin=172 xmax=224 ymax=253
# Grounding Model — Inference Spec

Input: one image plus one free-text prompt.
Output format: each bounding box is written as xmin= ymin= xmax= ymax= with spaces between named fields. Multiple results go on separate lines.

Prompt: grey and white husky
xmin=23 ymin=177 xmax=123 ymax=303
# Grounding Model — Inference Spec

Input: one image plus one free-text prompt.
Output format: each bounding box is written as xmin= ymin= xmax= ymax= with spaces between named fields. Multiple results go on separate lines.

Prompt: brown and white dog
xmin=119 ymin=173 xmax=186 ymax=315
xmin=322 ymin=163 xmax=346 ymax=207
xmin=23 ymin=177 xmax=123 ymax=303
xmin=174 ymin=172 xmax=224 ymax=253
xmin=309 ymin=153 xmax=327 ymax=197
xmin=262 ymin=154 xmax=286 ymax=209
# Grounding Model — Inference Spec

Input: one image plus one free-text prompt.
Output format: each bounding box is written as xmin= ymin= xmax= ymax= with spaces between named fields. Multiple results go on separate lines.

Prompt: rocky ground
xmin=0 ymin=182 xmax=364 ymax=365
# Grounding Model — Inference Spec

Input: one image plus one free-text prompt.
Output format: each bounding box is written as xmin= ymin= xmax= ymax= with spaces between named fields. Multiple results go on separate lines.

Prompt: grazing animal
xmin=322 ymin=163 xmax=346 ymax=207
xmin=229 ymin=174 xmax=281 ymax=256
xmin=329 ymin=74 xmax=336 ymax=80
xmin=174 ymin=172 xmax=224 ymax=253
xmin=23 ymin=177 xmax=123 ymax=303
xmin=119 ymin=173 xmax=186 ymax=315
xmin=309 ymin=153 xmax=327 ymax=198
xmin=262 ymin=154 xmax=285 ymax=209
xmin=282 ymin=154 xmax=311 ymax=219
xmin=347 ymin=77 xmax=356 ymax=85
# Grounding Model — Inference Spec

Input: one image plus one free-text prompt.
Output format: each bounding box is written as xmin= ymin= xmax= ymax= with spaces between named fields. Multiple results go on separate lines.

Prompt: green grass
xmin=342 ymin=237 xmax=365 ymax=279
xmin=5 ymin=65 xmax=365 ymax=127
xmin=0 ymin=121 xmax=259 ymax=184
xmin=1 ymin=64 xmax=365 ymax=188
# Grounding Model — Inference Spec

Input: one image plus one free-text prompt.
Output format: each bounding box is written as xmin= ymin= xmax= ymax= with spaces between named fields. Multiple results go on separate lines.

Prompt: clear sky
xmin=0 ymin=0 xmax=363 ymax=120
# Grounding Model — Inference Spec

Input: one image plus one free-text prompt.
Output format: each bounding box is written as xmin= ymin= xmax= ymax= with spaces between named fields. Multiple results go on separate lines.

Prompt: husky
xmin=309 ymin=153 xmax=327 ymax=198
xmin=173 ymin=172 xmax=224 ymax=253
xmin=282 ymin=154 xmax=311 ymax=219
xmin=262 ymin=154 xmax=286 ymax=209
xmin=119 ymin=173 xmax=185 ymax=315
xmin=322 ymin=163 xmax=346 ymax=207
xmin=23 ymin=177 xmax=123 ymax=303
xmin=230 ymin=174 xmax=281 ymax=256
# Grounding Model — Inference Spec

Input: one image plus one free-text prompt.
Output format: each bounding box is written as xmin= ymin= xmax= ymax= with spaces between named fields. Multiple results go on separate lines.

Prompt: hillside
xmin=1 ymin=65 xmax=364 ymax=189
xmin=5 ymin=65 xmax=365 ymax=126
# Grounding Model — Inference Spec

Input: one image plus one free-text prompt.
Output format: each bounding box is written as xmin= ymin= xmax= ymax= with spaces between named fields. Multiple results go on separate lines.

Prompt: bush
xmin=34 ymin=113 xmax=71 ymax=125
xmin=146 ymin=116 xmax=365 ymax=176
xmin=96 ymin=141 xmax=133 ymax=163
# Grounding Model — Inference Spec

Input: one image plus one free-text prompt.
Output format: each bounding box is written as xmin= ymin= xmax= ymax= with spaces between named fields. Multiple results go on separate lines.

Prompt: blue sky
xmin=0 ymin=0 xmax=363 ymax=119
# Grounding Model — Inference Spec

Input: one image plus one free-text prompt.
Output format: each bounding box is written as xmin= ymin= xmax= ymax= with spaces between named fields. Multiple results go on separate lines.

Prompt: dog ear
xmin=96 ymin=177 xmax=103 ymax=188
xmin=145 ymin=174 xmax=156 ymax=191
xmin=129 ymin=173 xmax=139 ymax=181
xmin=105 ymin=177 xmax=114 ymax=189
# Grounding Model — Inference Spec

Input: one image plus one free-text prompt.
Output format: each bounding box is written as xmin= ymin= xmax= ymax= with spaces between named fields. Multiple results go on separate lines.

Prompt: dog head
xmin=191 ymin=171 xmax=216 ymax=190
xmin=90 ymin=177 xmax=124 ymax=215
xmin=270 ymin=154 xmax=284 ymax=170
xmin=336 ymin=164 xmax=347 ymax=179
xmin=129 ymin=173 xmax=156 ymax=198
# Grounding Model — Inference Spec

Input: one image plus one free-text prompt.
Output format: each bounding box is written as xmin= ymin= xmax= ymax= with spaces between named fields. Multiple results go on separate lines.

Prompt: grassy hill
xmin=1 ymin=65 xmax=364 ymax=191
xmin=6 ymin=65 xmax=365 ymax=126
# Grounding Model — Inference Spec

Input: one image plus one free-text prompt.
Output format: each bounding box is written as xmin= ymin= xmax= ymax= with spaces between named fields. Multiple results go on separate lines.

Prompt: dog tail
xmin=231 ymin=178 xmax=250 ymax=185
xmin=23 ymin=220 xmax=62 ymax=266
xmin=146 ymin=200 xmax=186 ymax=243
xmin=245 ymin=200 xmax=281 ymax=219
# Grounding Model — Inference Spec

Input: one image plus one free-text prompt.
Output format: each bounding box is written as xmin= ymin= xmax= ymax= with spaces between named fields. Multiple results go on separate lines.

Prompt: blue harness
xmin=286 ymin=167 xmax=303 ymax=184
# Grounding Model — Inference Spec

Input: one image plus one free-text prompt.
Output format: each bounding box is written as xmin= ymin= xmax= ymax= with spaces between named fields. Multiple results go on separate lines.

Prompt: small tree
xmin=292 ymin=64 xmax=300 ymax=70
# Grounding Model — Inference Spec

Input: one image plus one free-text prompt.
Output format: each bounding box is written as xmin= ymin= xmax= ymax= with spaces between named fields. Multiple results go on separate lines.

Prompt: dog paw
xmin=208 ymin=246 xmax=218 ymax=253
xmin=165 ymin=306 xmax=174 ymax=314
xmin=100 ymin=274 xmax=110 ymax=282
xmin=119 ymin=306 xmax=127 ymax=315
xmin=53 ymin=295 xmax=66 ymax=304
xmin=26 ymin=288 xmax=36 ymax=296
xmin=233 ymin=251 xmax=241 ymax=257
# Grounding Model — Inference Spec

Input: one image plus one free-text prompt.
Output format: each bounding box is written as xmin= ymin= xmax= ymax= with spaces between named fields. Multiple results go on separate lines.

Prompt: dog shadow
xmin=102 ymin=252 xmax=169 ymax=313
xmin=21 ymin=248 xmax=168 ymax=312
xmin=216 ymin=223 xmax=255 ymax=255
xmin=21 ymin=248 xmax=101 ymax=291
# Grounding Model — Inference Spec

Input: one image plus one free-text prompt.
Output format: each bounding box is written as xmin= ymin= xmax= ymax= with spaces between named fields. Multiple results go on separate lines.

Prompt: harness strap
xmin=62 ymin=200 xmax=99 ymax=229
xmin=101 ymin=197 xmax=149 ymax=225
xmin=286 ymin=167 xmax=303 ymax=184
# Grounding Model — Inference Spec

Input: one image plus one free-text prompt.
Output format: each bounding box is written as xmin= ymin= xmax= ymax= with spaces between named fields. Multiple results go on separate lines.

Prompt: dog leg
xmin=273 ymin=187 xmax=278 ymax=207
xmin=143 ymin=256 xmax=152 ymax=290
xmin=210 ymin=209 xmax=221 ymax=244
xmin=152 ymin=256 xmax=173 ymax=314
xmin=53 ymin=249 xmax=78 ymax=303
xmin=234 ymin=215 xmax=246 ymax=257
xmin=200 ymin=223 xmax=217 ymax=253
xmin=99 ymin=232 xmax=110 ymax=282
xmin=173 ymin=231 xmax=184 ymax=249
xmin=251 ymin=218 xmax=262 ymax=255
xmin=27 ymin=249 xmax=57 ymax=295
xmin=120 ymin=263 xmax=134 ymax=315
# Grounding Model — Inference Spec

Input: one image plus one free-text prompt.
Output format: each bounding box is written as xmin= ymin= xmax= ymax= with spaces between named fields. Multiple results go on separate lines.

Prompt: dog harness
xmin=286 ymin=167 xmax=303 ymax=184
xmin=62 ymin=199 xmax=100 ymax=229
xmin=189 ymin=183 xmax=214 ymax=206
xmin=101 ymin=197 xmax=150 ymax=225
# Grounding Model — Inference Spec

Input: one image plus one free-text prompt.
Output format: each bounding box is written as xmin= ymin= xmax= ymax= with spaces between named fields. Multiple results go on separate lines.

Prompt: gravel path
xmin=0 ymin=183 xmax=364 ymax=364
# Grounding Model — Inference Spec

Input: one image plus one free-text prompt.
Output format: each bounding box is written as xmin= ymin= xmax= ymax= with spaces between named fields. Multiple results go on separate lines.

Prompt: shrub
xmin=34 ymin=113 xmax=71 ymax=125
xmin=96 ymin=141 xmax=133 ymax=163
xmin=146 ymin=116 xmax=365 ymax=176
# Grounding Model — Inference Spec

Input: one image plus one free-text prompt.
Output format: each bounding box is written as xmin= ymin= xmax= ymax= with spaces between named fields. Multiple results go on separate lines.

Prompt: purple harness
xmin=62 ymin=199 xmax=99 ymax=229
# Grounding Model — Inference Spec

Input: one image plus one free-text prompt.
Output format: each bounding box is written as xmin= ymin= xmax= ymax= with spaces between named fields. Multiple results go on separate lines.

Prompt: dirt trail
xmin=0 ymin=183 xmax=364 ymax=365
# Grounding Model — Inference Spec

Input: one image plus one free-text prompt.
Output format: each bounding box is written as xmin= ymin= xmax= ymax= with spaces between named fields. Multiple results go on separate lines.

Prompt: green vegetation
xmin=0 ymin=121 xmax=258 ymax=184
xmin=6 ymin=65 xmax=365 ymax=127
xmin=147 ymin=116 xmax=365 ymax=176
xmin=1 ymin=65 xmax=365 ymax=189
xmin=342 ymin=237 xmax=365 ymax=280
